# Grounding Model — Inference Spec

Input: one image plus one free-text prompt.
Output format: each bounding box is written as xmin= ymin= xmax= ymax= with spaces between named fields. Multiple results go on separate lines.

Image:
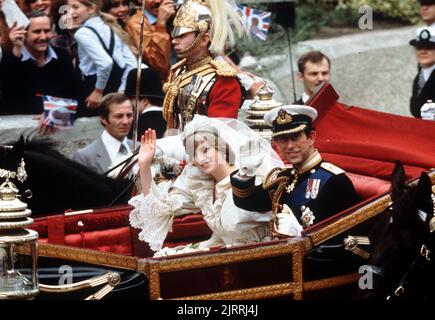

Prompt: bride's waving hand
xmin=138 ymin=129 xmax=156 ymax=195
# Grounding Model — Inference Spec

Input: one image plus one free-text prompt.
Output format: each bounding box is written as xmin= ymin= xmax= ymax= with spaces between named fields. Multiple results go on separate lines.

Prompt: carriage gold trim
xmin=3 ymin=82 xmax=435 ymax=300
xmin=13 ymin=170 xmax=434 ymax=299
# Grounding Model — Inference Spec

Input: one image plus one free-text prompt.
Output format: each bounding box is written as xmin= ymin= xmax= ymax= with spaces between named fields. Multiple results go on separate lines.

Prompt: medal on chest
xmin=300 ymin=206 xmax=315 ymax=228
xmin=305 ymin=178 xmax=320 ymax=199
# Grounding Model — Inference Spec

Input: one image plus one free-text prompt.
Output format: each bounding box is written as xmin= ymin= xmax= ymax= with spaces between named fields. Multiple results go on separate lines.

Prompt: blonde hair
xmin=76 ymin=0 xmax=134 ymax=50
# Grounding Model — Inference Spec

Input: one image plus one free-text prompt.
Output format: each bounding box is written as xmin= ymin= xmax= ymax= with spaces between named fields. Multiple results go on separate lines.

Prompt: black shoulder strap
xmin=85 ymin=26 xmax=115 ymax=56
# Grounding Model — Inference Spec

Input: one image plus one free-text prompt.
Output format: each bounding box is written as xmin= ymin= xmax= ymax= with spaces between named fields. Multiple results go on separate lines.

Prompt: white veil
xmin=180 ymin=115 xmax=283 ymax=173
xmin=129 ymin=115 xmax=283 ymax=253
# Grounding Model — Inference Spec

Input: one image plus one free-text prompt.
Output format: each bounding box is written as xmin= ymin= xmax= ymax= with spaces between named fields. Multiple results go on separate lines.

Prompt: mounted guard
xmin=162 ymin=0 xmax=246 ymax=129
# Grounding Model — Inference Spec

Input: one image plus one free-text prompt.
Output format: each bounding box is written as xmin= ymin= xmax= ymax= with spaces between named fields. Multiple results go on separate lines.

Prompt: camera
xmin=173 ymin=0 xmax=184 ymax=7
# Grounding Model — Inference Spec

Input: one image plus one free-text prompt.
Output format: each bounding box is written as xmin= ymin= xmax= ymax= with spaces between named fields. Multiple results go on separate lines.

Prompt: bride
xmin=129 ymin=115 xmax=285 ymax=256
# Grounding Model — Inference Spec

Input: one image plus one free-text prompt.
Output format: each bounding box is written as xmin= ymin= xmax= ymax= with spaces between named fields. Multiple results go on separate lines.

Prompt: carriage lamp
xmin=0 ymin=179 xmax=38 ymax=299
xmin=245 ymin=83 xmax=283 ymax=140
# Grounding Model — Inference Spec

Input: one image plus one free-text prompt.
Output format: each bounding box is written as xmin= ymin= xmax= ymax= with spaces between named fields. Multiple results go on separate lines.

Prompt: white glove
xmin=276 ymin=204 xmax=303 ymax=237
xmin=238 ymin=138 xmax=265 ymax=177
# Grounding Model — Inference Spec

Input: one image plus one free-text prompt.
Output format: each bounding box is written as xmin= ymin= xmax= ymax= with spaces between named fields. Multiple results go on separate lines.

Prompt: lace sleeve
xmin=129 ymin=181 xmax=175 ymax=251
xmin=128 ymin=166 xmax=202 ymax=251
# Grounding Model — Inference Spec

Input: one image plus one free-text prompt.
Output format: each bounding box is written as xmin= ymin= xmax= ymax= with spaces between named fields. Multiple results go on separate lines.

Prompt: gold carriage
xmin=11 ymin=84 xmax=435 ymax=300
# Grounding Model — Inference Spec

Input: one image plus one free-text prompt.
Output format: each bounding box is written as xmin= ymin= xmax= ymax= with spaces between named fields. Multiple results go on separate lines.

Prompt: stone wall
xmin=0 ymin=115 xmax=103 ymax=158
xmin=242 ymin=26 xmax=418 ymax=117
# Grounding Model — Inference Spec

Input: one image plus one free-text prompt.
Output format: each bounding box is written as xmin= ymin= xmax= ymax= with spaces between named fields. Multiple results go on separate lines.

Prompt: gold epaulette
xmin=209 ymin=60 xmax=238 ymax=77
xmin=262 ymin=167 xmax=291 ymax=191
xmin=320 ymin=162 xmax=345 ymax=175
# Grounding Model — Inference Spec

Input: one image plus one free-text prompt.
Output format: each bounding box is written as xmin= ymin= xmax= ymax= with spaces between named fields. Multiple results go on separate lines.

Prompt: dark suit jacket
xmin=129 ymin=106 xmax=167 ymax=140
xmin=72 ymin=137 xmax=133 ymax=174
xmin=410 ymin=68 xmax=435 ymax=118
xmin=294 ymin=97 xmax=304 ymax=105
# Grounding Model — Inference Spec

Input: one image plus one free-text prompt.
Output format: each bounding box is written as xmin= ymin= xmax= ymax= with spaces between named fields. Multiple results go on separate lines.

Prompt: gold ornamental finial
xmin=256 ymin=82 xmax=275 ymax=101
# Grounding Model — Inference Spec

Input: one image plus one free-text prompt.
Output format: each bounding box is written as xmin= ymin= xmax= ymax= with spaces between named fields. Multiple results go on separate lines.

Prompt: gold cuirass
xmin=162 ymin=56 xmax=238 ymax=129
xmin=162 ymin=56 xmax=216 ymax=129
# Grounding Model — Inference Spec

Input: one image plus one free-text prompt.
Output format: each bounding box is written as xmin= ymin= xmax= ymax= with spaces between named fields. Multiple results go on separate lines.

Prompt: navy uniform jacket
xmin=231 ymin=159 xmax=360 ymax=228
xmin=410 ymin=68 xmax=435 ymax=118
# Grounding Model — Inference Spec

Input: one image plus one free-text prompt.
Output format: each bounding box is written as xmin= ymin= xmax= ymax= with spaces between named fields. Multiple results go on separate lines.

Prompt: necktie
xmin=417 ymin=71 xmax=426 ymax=96
xmin=118 ymin=144 xmax=129 ymax=157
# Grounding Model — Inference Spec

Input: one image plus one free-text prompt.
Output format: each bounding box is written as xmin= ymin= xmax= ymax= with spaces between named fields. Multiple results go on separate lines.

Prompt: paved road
xmin=247 ymin=26 xmax=420 ymax=117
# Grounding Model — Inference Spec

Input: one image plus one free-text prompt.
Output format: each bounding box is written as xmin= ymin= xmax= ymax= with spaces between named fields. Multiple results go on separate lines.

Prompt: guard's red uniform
xmin=162 ymin=57 xmax=244 ymax=129
xmin=207 ymin=77 xmax=243 ymax=119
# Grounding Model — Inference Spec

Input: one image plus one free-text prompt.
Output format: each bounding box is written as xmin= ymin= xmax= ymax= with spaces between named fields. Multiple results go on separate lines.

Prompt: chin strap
xmin=176 ymin=30 xmax=207 ymax=59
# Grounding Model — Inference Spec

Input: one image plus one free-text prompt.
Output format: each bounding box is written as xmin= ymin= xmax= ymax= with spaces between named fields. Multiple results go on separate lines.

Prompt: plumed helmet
xmin=172 ymin=0 xmax=211 ymax=38
xmin=171 ymin=0 xmax=246 ymax=55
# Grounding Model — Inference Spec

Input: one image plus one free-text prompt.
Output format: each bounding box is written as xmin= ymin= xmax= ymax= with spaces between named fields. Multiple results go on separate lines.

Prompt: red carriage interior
xmin=29 ymin=84 xmax=435 ymax=258
xmin=29 ymin=172 xmax=390 ymax=257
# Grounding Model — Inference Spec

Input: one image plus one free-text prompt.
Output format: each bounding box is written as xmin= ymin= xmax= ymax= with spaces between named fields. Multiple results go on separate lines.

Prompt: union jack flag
xmin=236 ymin=5 xmax=271 ymax=41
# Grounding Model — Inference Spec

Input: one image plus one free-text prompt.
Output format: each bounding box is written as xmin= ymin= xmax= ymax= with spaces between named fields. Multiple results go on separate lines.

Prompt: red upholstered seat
xmin=31 ymin=172 xmax=390 ymax=256
xmin=31 ymin=206 xmax=212 ymax=256
xmin=32 ymin=206 xmax=136 ymax=255
xmin=164 ymin=213 xmax=212 ymax=247
xmin=346 ymin=173 xmax=390 ymax=200
xmin=167 ymin=214 xmax=212 ymax=240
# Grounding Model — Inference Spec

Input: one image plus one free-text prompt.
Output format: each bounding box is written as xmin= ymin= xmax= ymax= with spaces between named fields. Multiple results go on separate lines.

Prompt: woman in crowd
xmin=101 ymin=0 xmax=130 ymax=28
xmin=67 ymin=0 xmax=136 ymax=116
xmin=129 ymin=115 xmax=285 ymax=256
xmin=22 ymin=0 xmax=52 ymax=14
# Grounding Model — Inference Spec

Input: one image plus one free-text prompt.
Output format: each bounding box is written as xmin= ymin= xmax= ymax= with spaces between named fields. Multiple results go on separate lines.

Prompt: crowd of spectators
xmin=1 ymin=0 xmax=433 ymax=126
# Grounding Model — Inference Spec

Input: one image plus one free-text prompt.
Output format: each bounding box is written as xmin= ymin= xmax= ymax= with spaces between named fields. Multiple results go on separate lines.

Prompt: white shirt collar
xmin=83 ymin=15 xmax=101 ymax=27
xmin=422 ymin=64 xmax=435 ymax=82
xmin=101 ymin=130 xmax=131 ymax=163
xmin=21 ymin=45 xmax=58 ymax=66
xmin=298 ymin=150 xmax=322 ymax=174
xmin=302 ymin=92 xmax=310 ymax=104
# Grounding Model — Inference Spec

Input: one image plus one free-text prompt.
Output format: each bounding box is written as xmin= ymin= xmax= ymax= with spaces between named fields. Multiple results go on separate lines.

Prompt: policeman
xmin=231 ymin=105 xmax=359 ymax=237
xmin=409 ymin=26 xmax=435 ymax=118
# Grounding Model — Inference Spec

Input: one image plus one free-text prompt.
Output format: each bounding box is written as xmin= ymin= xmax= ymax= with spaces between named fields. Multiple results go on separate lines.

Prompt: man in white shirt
xmin=419 ymin=0 xmax=435 ymax=27
xmin=295 ymin=51 xmax=331 ymax=105
xmin=409 ymin=26 xmax=435 ymax=118
xmin=73 ymin=93 xmax=134 ymax=174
